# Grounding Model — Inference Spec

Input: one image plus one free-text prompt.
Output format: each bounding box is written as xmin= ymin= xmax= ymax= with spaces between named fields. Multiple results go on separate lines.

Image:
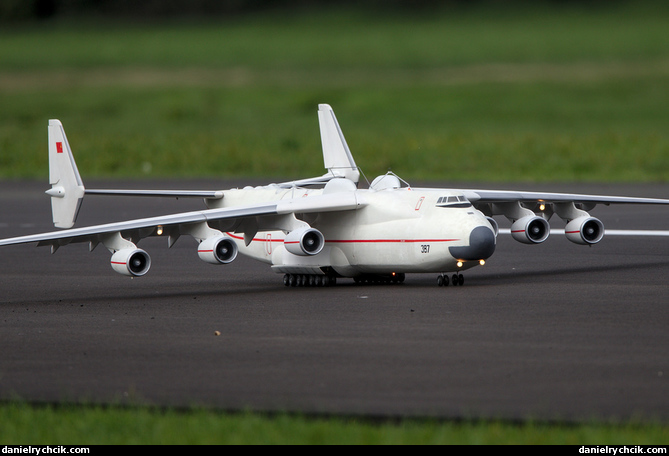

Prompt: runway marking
xmin=499 ymin=228 xmax=669 ymax=237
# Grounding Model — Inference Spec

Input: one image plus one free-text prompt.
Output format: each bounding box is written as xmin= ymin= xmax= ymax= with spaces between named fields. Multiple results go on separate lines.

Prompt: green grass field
xmin=2 ymin=2 xmax=669 ymax=444
xmin=1 ymin=402 xmax=668 ymax=445
xmin=1 ymin=2 xmax=668 ymax=182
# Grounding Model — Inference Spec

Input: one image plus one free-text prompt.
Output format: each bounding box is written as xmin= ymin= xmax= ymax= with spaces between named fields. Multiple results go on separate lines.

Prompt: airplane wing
xmin=425 ymin=188 xmax=669 ymax=245
xmin=0 ymin=191 xmax=365 ymax=252
xmin=461 ymin=189 xmax=669 ymax=206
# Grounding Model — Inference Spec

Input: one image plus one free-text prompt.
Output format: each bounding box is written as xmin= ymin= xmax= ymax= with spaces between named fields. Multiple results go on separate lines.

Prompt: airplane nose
xmin=449 ymin=226 xmax=496 ymax=261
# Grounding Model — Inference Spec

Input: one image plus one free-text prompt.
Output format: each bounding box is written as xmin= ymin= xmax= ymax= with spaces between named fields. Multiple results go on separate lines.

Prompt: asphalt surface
xmin=1 ymin=179 xmax=668 ymax=423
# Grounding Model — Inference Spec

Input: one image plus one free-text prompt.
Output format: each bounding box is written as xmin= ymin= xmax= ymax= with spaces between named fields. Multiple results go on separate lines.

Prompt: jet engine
xmin=565 ymin=216 xmax=604 ymax=245
xmin=110 ymin=248 xmax=151 ymax=277
xmin=284 ymin=227 xmax=324 ymax=256
xmin=485 ymin=216 xmax=499 ymax=237
xmin=197 ymin=236 xmax=238 ymax=264
xmin=511 ymin=215 xmax=550 ymax=244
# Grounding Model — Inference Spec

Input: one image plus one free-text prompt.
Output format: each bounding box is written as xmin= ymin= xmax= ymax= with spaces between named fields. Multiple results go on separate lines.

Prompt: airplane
xmin=1 ymin=103 xmax=669 ymax=287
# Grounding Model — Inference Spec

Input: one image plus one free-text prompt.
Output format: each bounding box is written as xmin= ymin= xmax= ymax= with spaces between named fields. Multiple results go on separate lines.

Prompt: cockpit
xmin=436 ymin=195 xmax=472 ymax=208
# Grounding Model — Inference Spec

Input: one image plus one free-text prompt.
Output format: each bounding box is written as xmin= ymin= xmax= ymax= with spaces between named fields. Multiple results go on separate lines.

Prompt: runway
xmin=1 ymin=179 xmax=668 ymax=422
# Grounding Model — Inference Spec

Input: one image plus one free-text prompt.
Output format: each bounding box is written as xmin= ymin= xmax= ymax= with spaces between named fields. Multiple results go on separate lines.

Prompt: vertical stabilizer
xmin=318 ymin=104 xmax=360 ymax=184
xmin=46 ymin=119 xmax=85 ymax=228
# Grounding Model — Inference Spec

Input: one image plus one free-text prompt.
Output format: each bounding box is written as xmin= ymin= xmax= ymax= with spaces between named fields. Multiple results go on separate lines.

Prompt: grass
xmin=0 ymin=2 xmax=668 ymax=182
xmin=1 ymin=79 xmax=667 ymax=182
xmin=1 ymin=402 xmax=667 ymax=445
xmin=1 ymin=3 xmax=668 ymax=70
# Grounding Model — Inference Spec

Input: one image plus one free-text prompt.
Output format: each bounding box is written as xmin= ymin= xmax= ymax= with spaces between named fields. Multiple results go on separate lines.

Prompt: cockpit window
xmin=436 ymin=195 xmax=472 ymax=208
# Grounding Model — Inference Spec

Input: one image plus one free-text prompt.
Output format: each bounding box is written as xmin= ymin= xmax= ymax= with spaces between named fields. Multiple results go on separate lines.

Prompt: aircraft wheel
xmin=437 ymin=275 xmax=444 ymax=287
xmin=452 ymin=274 xmax=459 ymax=286
xmin=458 ymin=274 xmax=464 ymax=286
xmin=283 ymin=274 xmax=290 ymax=287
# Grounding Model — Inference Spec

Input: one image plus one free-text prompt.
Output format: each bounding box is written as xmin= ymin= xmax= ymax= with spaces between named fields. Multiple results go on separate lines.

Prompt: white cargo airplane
xmin=1 ymin=104 xmax=669 ymax=287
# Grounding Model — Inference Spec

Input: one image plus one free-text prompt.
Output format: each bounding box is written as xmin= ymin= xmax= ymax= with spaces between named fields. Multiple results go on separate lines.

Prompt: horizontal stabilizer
xmin=85 ymin=189 xmax=224 ymax=198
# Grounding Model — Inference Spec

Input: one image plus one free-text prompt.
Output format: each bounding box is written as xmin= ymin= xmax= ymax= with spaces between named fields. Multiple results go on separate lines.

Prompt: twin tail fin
xmin=46 ymin=119 xmax=85 ymax=229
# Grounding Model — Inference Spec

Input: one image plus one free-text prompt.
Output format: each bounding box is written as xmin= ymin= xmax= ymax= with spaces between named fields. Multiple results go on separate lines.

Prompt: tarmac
xmin=1 ymin=179 xmax=667 ymax=422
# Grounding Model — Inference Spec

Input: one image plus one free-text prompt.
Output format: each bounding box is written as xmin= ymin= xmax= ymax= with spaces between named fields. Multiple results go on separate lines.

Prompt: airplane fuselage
xmin=207 ymin=181 xmax=497 ymax=278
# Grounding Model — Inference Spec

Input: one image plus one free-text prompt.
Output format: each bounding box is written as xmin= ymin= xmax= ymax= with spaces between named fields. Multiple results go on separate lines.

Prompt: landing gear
xmin=353 ymin=273 xmax=405 ymax=285
xmin=437 ymin=273 xmax=464 ymax=287
xmin=283 ymin=273 xmax=337 ymax=287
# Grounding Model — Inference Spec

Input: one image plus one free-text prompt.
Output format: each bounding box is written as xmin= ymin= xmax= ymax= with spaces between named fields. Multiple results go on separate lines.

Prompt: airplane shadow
xmin=471 ymin=257 xmax=669 ymax=285
xmin=3 ymin=257 xmax=669 ymax=306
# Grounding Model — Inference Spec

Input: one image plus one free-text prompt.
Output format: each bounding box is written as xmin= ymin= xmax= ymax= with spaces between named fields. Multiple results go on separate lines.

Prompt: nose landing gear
xmin=437 ymin=273 xmax=464 ymax=287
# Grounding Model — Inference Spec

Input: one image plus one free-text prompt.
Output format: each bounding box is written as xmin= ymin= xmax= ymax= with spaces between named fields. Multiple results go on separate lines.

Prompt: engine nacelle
xmin=485 ymin=216 xmax=499 ymax=237
xmin=565 ymin=216 xmax=604 ymax=245
xmin=511 ymin=215 xmax=550 ymax=244
xmin=197 ymin=236 xmax=238 ymax=264
xmin=110 ymin=248 xmax=151 ymax=277
xmin=284 ymin=227 xmax=324 ymax=256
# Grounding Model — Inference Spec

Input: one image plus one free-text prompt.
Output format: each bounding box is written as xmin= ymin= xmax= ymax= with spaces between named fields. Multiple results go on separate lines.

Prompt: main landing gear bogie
xmin=437 ymin=273 xmax=464 ymax=287
xmin=282 ymin=272 xmax=407 ymax=287
xmin=283 ymin=273 xmax=337 ymax=287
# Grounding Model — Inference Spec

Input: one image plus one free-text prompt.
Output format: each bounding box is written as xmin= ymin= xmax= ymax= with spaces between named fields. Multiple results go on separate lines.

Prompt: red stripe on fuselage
xmin=225 ymin=232 xmax=459 ymax=244
xmin=326 ymin=239 xmax=459 ymax=243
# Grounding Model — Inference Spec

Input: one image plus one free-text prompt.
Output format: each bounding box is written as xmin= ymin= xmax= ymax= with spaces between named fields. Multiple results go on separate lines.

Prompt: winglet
xmin=47 ymin=119 xmax=85 ymax=228
xmin=318 ymin=104 xmax=360 ymax=184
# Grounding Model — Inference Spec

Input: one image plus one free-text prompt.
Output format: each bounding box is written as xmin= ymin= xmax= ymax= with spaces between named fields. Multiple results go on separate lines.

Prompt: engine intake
xmin=110 ymin=248 xmax=151 ymax=277
xmin=284 ymin=227 xmax=324 ymax=256
xmin=198 ymin=236 xmax=238 ymax=264
xmin=511 ymin=215 xmax=550 ymax=244
xmin=565 ymin=216 xmax=604 ymax=245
